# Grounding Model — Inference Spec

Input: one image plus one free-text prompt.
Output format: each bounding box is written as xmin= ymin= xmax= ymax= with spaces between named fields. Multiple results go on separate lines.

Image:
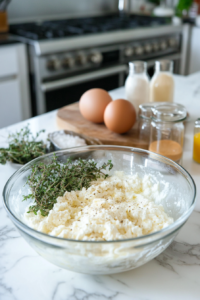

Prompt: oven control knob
xmin=89 ymin=51 xmax=103 ymax=64
xmin=76 ymin=52 xmax=88 ymax=65
xmin=169 ymin=37 xmax=178 ymax=48
xmin=62 ymin=55 xmax=75 ymax=69
xmin=144 ymin=43 xmax=153 ymax=53
xmin=152 ymin=42 xmax=160 ymax=52
xmin=46 ymin=57 xmax=61 ymax=71
xmin=135 ymin=45 xmax=144 ymax=55
xmin=124 ymin=46 xmax=134 ymax=57
xmin=160 ymin=40 xmax=168 ymax=50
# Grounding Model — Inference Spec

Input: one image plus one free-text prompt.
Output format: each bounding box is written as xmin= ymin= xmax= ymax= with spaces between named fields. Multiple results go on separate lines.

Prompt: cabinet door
xmin=0 ymin=47 xmax=17 ymax=78
xmin=0 ymin=79 xmax=22 ymax=128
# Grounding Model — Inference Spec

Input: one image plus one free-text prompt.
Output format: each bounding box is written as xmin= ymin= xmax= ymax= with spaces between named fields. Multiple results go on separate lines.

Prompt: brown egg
xmin=79 ymin=88 xmax=112 ymax=123
xmin=104 ymin=99 xmax=136 ymax=134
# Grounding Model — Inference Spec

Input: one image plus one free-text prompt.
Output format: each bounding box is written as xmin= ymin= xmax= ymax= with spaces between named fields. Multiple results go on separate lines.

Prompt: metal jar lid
xmin=152 ymin=103 xmax=187 ymax=122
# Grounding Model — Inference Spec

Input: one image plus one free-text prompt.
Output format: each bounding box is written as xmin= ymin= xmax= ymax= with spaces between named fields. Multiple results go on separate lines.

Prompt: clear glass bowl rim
xmin=3 ymin=145 xmax=196 ymax=245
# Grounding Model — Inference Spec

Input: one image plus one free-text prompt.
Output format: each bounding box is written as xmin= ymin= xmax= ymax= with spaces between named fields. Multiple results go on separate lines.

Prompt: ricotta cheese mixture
xmin=25 ymin=172 xmax=173 ymax=241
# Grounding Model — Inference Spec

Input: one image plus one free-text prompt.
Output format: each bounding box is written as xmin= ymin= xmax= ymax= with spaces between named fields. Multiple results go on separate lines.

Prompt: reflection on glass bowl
xmin=3 ymin=146 xmax=196 ymax=275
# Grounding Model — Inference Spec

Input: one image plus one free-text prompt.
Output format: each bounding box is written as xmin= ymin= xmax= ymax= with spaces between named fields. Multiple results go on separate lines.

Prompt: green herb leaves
xmin=0 ymin=125 xmax=46 ymax=165
xmin=24 ymin=156 xmax=113 ymax=216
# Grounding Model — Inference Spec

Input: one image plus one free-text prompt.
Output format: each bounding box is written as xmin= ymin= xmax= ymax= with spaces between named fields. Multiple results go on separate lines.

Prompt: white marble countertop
xmin=0 ymin=72 xmax=200 ymax=300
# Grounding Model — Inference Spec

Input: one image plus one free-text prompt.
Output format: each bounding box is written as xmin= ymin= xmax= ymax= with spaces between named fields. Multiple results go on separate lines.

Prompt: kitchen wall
xmin=8 ymin=0 xmax=157 ymax=24
xmin=130 ymin=0 xmax=179 ymax=13
xmin=8 ymin=0 xmax=180 ymax=24
xmin=8 ymin=0 xmax=118 ymax=23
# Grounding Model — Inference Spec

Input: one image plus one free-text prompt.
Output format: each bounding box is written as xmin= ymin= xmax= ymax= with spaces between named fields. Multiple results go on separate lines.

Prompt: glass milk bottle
xmin=150 ymin=60 xmax=174 ymax=103
xmin=125 ymin=61 xmax=150 ymax=115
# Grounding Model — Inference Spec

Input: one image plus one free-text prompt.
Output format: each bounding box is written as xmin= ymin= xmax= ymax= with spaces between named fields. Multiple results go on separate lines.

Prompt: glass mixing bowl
xmin=3 ymin=146 xmax=196 ymax=275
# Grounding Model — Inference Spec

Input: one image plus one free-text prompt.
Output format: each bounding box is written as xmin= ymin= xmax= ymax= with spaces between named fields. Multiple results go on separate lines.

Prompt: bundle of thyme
xmin=0 ymin=125 xmax=46 ymax=165
xmin=24 ymin=156 xmax=113 ymax=216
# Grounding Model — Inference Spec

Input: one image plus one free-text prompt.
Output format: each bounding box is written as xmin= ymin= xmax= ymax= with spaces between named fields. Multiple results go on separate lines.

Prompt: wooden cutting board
xmin=56 ymin=103 xmax=148 ymax=149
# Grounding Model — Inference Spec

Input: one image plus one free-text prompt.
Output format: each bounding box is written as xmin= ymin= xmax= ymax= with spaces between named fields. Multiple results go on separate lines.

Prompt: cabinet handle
xmin=0 ymin=75 xmax=17 ymax=82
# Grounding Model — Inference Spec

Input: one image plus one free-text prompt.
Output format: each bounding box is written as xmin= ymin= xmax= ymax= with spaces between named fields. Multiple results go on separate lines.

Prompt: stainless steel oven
xmin=10 ymin=12 xmax=185 ymax=116
xmin=28 ymin=30 xmax=182 ymax=115
xmin=29 ymin=42 xmax=130 ymax=115
xmin=10 ymin=13 xmax=181 ymax=116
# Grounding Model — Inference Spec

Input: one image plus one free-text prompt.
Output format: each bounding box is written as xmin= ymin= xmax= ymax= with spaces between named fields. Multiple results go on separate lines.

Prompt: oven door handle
xmin=41 ymin=65 xmax=127 ymax=92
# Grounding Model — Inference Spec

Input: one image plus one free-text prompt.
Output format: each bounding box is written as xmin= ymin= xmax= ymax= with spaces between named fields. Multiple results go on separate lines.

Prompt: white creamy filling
xmin=25 ymin=172 xmax=173 ymax=241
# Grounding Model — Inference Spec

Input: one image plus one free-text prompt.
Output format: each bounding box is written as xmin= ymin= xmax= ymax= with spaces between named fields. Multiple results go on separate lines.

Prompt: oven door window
xmin=45 ymin=74 xmax=121 ymax=112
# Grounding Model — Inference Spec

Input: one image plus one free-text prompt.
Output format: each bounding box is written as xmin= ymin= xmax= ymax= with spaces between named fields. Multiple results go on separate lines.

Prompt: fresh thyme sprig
xmin=0 ymin=125 xmax=46 ymax=165
xmin=24 ymin=156 xmax=113 ymax=216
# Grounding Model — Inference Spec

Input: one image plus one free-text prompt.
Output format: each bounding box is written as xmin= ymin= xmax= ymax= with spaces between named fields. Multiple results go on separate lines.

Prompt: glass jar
xmin=193 ymin=118 xmax=200 ymax=163
xmin=138 ymin=103 xmax=156 ymax=149
xmin=149 ymin=103 xmax=187 ymax=164
xmin=150 ymin=60 xmax=174 ymax=103
xmin=125 ymin=61 xmax=150 ymax=115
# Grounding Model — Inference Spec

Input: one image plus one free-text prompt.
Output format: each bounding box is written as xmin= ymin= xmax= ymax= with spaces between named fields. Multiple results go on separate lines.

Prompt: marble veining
xmin=0 ymin=72 xmax=200 ymax=300
xmin=155 ymin=240 xmax=200 ymax=273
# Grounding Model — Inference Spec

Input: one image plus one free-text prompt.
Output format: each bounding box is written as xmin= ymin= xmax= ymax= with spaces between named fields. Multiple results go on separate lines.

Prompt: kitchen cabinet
xmin=0 ymin=79 xmax=22 ymax=128
xmin=0 ymin=43 xmax=31 ymax=128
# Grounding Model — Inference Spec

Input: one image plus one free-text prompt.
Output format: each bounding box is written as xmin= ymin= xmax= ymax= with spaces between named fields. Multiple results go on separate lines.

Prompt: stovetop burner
xmin=10 ymin=14 xmax=171 ymax=41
